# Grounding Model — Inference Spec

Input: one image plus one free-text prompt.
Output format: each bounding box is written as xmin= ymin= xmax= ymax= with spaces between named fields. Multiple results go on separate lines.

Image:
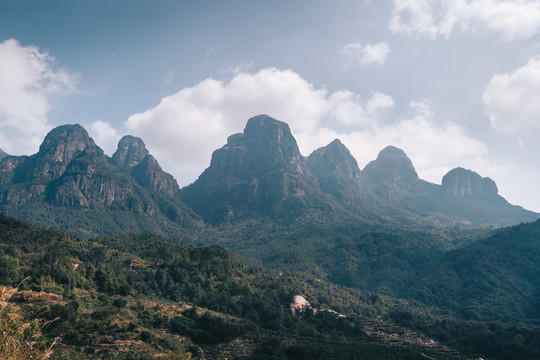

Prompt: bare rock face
xmin=112 ymin=135 xmax=149 ymax=169
xmin=0 ymin=125 xmax=108 ymax=205
xmin=113 ymin=135 xmax=180 ymax=197
xmin=442 ymin=167 xmax=498 ymax=197
xmin=25 ymin=124 xmax=106 ymax=182
xmin=362 ymin=146 xmax=423 ymax=199
xmin=47 ymin=149 xmax=133 ymax=209
xmin=181 ymin=114 xmax=320 ymax=223
xmin=307 ymin=139 xmax=361 ymax=180
xmin=306 ymin=139 xmax=364 ymax=200
xmin=0 ymin=148 xmax=8 ymax=161
xmin=0 ymin=124 xmax=200 ymax=236
xmin=130 ymin=155 xmax=180 ymax=197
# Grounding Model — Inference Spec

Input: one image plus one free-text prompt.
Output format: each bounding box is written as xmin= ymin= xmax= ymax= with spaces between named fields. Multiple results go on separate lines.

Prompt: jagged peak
xmin=0 ymin=147 xmax=9 ymax=161
xmin=209 ymin=114 xmax=303 ymax=171
xmin=245 ymin=114 xmax=288 ymax=130
xmin=376 ymin=145 xmax=411 ymax=162
xmin=442 ymin=167 xmax=498 ymax=197
xmin=36 ymin=124 xmax=104 ymax=169
xmin=307 ymin=139 xmax=361 ymax=179
xmin=362 ymin=145 xmax=420 ymax=195
xmin=38 ymin=124 xmax=94 ymax=156
xmin=244 ymin=114 xmax=296 ymax=143
xmin=113 ymin=135 xmax=149 ymax=168
xmin=364 ymin=146 xmax=416 ymax=172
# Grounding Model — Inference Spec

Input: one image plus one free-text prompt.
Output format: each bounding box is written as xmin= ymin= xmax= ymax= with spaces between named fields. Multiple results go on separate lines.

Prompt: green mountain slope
xmin=0 ymin=214 xmax=479 ymax=360
xmin=410 ymin=220 xmax=540 ymax=323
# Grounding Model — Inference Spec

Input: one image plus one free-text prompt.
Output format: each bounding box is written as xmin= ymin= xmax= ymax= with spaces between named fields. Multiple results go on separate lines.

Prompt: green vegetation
xmin=0 ymin=213 xmax=473 ymax=359
xmin=1 ymin=213 xmax=540 ymax=359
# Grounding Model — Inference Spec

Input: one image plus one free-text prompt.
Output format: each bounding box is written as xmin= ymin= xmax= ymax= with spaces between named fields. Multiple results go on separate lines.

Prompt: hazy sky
xmin=2 ymin=0 xmax=540 ymax=211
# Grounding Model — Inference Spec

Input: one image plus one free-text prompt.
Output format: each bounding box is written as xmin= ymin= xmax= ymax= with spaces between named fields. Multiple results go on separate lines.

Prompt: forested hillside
xmin=1 ymin=214 xmax=539 ymax=359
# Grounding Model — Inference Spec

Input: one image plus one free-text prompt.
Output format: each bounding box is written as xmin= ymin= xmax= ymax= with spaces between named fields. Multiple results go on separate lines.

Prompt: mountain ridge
xmin=0 ymin=124 xmax=201 ymax=238
xmin=0 ymin=115 xmax=537 ymax=237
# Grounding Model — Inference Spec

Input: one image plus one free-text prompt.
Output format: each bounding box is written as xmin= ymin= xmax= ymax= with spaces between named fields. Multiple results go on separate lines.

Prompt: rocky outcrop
xmin=0 ymin=124 xmax=200 ymax=237
xmin=306 ymin=139 xmax=364 ymax=200
xmin=362 ymin=146 xmax=423 ymax=199
xmin=0 ymin=148 xmax=8 ymax=161
xmin=130 ymin=155 xmax=179 ymax=197
xmin=181 ymin=114 xmax=320 ymax=223
xmin=113 ymin=135 xmax=180 ymax=197
xmin=442 ymin=167 xmax=498 ymax=197
xmin=307 ymin=139 xmax=361 ymax=180
xmin=21 ymin=124 xmax=106 ymax=182
xmin=112 ymin=135 xmax=149 ymax=169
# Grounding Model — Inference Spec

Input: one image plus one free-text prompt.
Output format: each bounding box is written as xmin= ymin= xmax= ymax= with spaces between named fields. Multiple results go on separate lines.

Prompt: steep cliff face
xmin=21 ymin=124 xmax=105 ymax=182
xmin=306 ymin=139 xmax=364 ymax=200
xmin=112 ymin=135 xmax=149 ymax=169
xmin=0 ymin=125 xmax=200 ymax=237
xmin=442 ymin=167 xmax=498 ymax=197
xmin=362 ymin=146 xmax=424 ymax=199
xmin=113 ymin=135 xmax=180 ymax=197
xmin=0 ymin=148 xmax=8 ymax=161
xmin=181 ymin=115 xmax=320 ymax=223
xmin=307 ymin=139 xmax=361 ymax=180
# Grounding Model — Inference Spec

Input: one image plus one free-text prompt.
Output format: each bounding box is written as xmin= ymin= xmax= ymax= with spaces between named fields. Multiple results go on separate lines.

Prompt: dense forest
xmin=1 ymin=214 xmax=540 ymax=359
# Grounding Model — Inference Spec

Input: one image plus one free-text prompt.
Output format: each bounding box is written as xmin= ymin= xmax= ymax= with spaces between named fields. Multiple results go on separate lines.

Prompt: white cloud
xmin=342 ymin=42 xmax=390 ymax=67
xmin=327 ymin=90 xmax=394 ymax=127
xmin=87 ymin=120 xmax=121 ymax=156
xmin=124 ymin=68 xmax=332 ymax=183
xmin=125 ymin=68 xmax=494 ymax=189
xmin=296 ymin=99 xmax=489 ymax=185
xmin=390 ymin=0 xmax=440 ymax=39
xmin=483 ymin=56 xmax=540 ymax=134
xmin=0 ymin=39 xmax=77 ymax=155
xmin=390 ymin=0 xmax=540 ymax=40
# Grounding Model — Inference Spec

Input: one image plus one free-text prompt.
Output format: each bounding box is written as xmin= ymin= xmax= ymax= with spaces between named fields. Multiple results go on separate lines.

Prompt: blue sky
xmin=2 ymin=0 xmax=540 ymax=211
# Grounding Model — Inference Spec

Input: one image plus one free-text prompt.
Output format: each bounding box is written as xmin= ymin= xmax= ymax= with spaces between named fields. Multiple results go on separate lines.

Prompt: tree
xmin=0 ymin=255 xmax=20 ymax=285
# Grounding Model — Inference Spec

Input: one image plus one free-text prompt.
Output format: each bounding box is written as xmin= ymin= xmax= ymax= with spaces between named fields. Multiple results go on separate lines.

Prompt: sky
xmin=2 ymin=0 xmax=540 ymax=211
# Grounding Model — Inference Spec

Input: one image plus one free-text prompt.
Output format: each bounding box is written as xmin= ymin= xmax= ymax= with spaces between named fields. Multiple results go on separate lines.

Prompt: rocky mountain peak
xmin=112 ymin=135 xmax=149 ymax=168
xmin=363 ymin=146 xmax=419 ymax=184
xmin=131 ymin=154 xmax=180 ymax=196
xmin=19 ymin=124 xmax=105 ymax=182
xmin=0 ymin=148 xmax=8 ymax=161
xmin=362 ymin=146 xmax=421 ymax=198
xmin=442 ymin=167 xmax=498 ymax=197
xmin=208 ymin=114 xmax=305 ymax=176
xmin=307 ymin=139 xmax=361 ymax=179
xmin=241 ymin=114 xmax=303 ymax=170
xmin=38 ymin=124 xmax=96 ymax=164
xmin=180 ymin=115 xmax=319 ymax=223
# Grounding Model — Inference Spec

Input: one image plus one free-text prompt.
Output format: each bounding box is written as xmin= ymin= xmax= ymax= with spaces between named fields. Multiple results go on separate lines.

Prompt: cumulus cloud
xmin=124 ymin=68 xmax=493 ymax=188
xmin=87 ymin=120 xmax=121 ymax=155
xmin=124 ymin=68 xmax=331 ymax=183
xmin=390 ymin=0 xmax=540 ymax=40
xmin=296 ymin=99 xmax=488 ymax=185
xmin=0 ymin=39 xmax=77 ymax=155
xmin=483 ymin=56 xmax=540 ymax=134
xmin=342 ymin=42 xmax=390 ymax=67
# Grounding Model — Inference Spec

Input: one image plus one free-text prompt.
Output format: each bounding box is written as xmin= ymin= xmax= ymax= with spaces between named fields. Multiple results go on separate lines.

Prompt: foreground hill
xmin=0 ymin=214 xmax=481 ymax=360
xmin=410 ymin=220 xmax=540 ymax=324
xmin=0 ymin=124 xmax=201 ymax=238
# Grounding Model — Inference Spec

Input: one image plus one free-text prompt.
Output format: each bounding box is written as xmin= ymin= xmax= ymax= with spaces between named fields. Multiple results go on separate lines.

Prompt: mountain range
xmin=183 ymin=114 xmax=537 ymax=228
xmin=0 ymin=124 xmax=201 ymax=237
xmin=0 ymin=114 xmax=537 ymax=239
